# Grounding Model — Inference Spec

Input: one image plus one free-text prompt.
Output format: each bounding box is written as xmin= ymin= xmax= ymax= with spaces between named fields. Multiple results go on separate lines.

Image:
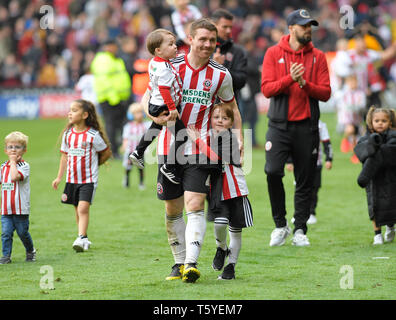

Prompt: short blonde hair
xmin=5 ymin=131 xmax=29 ymax=149
xmin=128 ymin=102 xmax=143 ymax=115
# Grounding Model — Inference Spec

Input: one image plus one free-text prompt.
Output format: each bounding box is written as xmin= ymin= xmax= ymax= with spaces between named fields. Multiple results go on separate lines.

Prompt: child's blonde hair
xmin=366 ymin=105 xmax=396 ymax=132
xmin=5 ymin=131 xmax=28 ymax=149
xmin=128 ymin=102 xmax=143 ymax=115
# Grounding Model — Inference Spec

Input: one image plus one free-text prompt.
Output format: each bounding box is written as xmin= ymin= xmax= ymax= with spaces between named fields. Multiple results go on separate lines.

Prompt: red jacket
xmin=261 ymin=35 xmax=331 ymax=127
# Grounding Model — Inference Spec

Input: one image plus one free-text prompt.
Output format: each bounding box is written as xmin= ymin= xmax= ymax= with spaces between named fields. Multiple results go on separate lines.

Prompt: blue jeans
xmin=1 ymin=215 xmax=34 ymax=257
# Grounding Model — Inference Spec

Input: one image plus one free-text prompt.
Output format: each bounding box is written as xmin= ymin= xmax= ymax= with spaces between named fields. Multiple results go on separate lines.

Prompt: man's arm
xmin=299 ymin=53 xmax=331 ymax=102
xmin=141 ymin=89 xmax=171 ymax=126
xmin=261 ymin=47 xmax=294 ymax=98
xmin=99 ymin=147 xmax=112 ymax=165
xmin=222 ymin=98 xmax=243 ymax=155
xmin=229 ymin=46 xmax=248 ymax=92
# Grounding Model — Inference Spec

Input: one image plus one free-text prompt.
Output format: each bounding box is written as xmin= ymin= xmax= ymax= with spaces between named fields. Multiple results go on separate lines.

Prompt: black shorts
xmin=157 ymin=156 xmax=184 ymax=200
xmin=183 ymin=164 xmax=219 ymax=194
xmin=149 ymin=103 xmax=181 ymax=117
xmin=61 ymin=183 xmax=95 ymax=206
xmin=149 ymin=103 xmax=168 ymax=117
xmin=207 ymin=196 xmax=253 ymax=229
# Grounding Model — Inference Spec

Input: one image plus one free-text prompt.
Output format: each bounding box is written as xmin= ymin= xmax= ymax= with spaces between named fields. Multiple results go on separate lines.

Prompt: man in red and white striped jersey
xmin=143 ymin=18 xmax=243 ymax=283
xmin=1 ymin=131 xmax=35 ymax=264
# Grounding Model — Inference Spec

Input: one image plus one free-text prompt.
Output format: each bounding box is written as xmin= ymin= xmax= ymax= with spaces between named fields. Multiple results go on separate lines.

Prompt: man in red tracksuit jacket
xmin=261 ymin=9 xmax=331 ymax=247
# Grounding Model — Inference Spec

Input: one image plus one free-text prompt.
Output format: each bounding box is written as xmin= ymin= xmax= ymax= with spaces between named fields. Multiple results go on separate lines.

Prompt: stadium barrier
xmin=0 ymin=88 xmax=81 ymax=119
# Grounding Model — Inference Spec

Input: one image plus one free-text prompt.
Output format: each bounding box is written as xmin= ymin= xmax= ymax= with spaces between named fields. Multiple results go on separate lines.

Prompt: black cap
xmin=286 ymin=9 xmax=319 ymax=26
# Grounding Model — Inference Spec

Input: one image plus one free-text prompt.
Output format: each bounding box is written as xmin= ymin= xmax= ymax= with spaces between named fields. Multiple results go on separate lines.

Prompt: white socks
xmin=167 ymin=211 xmax=242 ymax=266
xmin=185 ymin=210 xmax=206 ymax=264
xmin=214 ymin=218 xmax=242 ymax=265
xmin=214 ymin=217 xmax=229 ymax=250
xmin=165 ymin=213 xmax=186 ymax=265
xmin=228 ymin=226 xmax=242 ymax=265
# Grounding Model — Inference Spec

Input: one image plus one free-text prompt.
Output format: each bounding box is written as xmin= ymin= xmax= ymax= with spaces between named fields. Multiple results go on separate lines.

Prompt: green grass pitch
xmin=0 ymin=113 xmax=395 ymax=300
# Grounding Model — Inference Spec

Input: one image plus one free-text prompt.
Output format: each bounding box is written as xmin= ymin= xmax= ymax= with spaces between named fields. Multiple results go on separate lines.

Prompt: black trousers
xmin=310 ymin=166 xmax=322 ymax=216
xmin=100 ymin=101 xmax=129 ymax=157
xmin=265 ymin=119 xmax=319 ymax=234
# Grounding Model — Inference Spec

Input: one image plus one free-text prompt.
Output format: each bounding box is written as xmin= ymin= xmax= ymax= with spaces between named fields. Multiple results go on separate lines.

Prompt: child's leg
xmin=124 ymin=169 xmax=131 ymax=187
xmin=135 ymin=121 xmax=162 ymax=156
xmin=166 ymin=118 xmax=187 ymax=168
xmin=214 ymin=217 xmax=228 ymax=250
xmin=77 ymin=201 xmax=90 ymax=237
xmin=13 ymin=215 xmax=34 ymax=253
xmin=373 ymin=220 xmax=381 ymax=234
xmin=139 ymin=168 xmax=144 ymax=185
xmin=228 ymin=226 xmax=242 ymax=265
xmin=310 ymin=166 xmax=321 ymax=216
xmin=1 ymin=215 xmax=15 ymax=257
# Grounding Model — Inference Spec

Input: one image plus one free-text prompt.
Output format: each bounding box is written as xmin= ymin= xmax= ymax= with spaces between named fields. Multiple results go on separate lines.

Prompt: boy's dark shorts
xmin=149 ymin=103 xmax=168 ymax=117
xmin=61 ymin=183 xmax=95 ymax=206
xmin=149 ymin=103 xmax=181 ymax=117
xmin=207 ymin=196 xmax=253 ymax=229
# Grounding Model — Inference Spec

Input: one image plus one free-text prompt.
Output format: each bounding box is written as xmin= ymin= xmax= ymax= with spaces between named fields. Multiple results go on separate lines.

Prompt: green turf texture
xmin=0 ymin=113 xmax=395 ymax=300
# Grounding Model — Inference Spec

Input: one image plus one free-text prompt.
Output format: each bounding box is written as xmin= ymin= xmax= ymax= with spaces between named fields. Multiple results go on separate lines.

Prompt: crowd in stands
xmin=0 ymin=0 xmax=395 ymax=90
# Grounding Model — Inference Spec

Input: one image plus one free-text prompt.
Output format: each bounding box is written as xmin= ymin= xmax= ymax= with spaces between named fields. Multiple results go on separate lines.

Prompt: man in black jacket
xmin=211 ymin=9 xmax=247 ymax=104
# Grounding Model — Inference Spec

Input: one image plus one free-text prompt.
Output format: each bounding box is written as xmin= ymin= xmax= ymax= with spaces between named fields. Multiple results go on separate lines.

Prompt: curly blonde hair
xmin=5 ymin=131 xmax=28 ymax=150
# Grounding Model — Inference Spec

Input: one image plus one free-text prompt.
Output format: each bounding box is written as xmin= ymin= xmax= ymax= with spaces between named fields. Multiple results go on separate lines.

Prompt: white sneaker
xmin=269 ymin=224 xmax=291 ymax=246
xmin=292 ymin=229 xmax=310 ymax=246
xmin=83 ymin=238 xmax=92 ymax=251
xmin=307 ymin=214 xmax=317 ymax=225
xmin=73 ymin=237 xmax=84 ymax=252
xmin=384 ymin=226 xmax=395 ymax=243
xmin=373 ymin=234 xmax=384 ymax=245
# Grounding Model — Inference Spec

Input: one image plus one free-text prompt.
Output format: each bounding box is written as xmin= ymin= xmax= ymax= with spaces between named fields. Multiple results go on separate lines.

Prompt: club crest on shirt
xmin=81 ymin=141 xmax=88 ymax=149
xmin=203 ymin=79 xmax=212 ymax=91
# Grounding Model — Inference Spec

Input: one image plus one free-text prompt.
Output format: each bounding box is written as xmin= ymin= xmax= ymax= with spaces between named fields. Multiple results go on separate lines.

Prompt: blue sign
xmin=0 ymin=95 xmax=40 ymax=119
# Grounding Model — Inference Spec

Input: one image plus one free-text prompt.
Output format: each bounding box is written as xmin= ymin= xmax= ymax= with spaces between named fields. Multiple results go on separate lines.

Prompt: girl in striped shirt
xmin=52 ymin=99 xmax=111 ymax=252
xmin=187 ymin=103 xmax=253 ymax=280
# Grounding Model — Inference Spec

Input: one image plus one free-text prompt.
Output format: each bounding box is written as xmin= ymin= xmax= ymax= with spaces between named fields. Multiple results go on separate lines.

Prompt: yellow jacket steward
xmin=91 ymin=52 xmax=131 ymax=106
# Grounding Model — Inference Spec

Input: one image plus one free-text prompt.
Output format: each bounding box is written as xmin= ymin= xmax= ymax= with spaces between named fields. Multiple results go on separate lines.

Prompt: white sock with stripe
xmin=228 ymin=227 xmax=242 ymax=265
xmin=184 ymin=210 xmax=206 ymax=264
xmin=214 ymin=217 xmax=229 ymax=250
xmin=165 ymin=213 xmax=186 ymax=265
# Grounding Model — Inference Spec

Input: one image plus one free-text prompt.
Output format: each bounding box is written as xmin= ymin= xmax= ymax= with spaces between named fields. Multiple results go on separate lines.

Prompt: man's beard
xmin=296 ymin=34 xmax=311 ymax=46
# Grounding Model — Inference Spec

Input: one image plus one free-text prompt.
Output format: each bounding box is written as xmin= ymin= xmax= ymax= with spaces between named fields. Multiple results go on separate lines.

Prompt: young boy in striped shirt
xmin=0 ymin=131 xmax=35 ymax=264
xmin=129 ymin=28 xmax=185 ymax=185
